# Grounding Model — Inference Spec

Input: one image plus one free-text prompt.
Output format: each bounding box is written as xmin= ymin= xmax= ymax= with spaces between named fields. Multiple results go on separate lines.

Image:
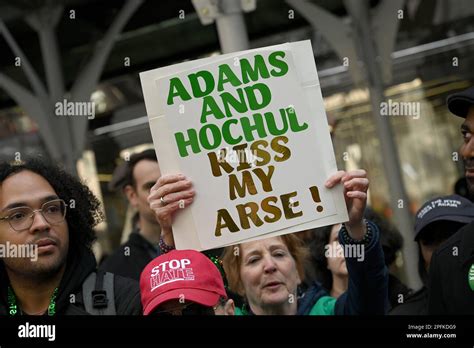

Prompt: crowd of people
xmin=1 ymin=85 xmax=474 ymax=316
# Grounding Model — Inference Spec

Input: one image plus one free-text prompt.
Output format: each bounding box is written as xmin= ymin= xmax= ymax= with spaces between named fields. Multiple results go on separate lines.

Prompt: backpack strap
xmin=82 ymin=271 xmax=116 ymax=315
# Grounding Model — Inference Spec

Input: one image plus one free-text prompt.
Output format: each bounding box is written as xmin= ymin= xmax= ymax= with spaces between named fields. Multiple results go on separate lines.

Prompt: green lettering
xmin=217 ymin=64 xmax=242 ymax=92
xmin=240 ymin=54 xmax=270 ymax=84
xmin=240 ymin=114 xmax=268 ymax=142
xmin=222 ymin=119 xmax=243 ymax=145
xmin=244 ymin=83 xmax=271 ymax=111
xmin=189 ymin=70 xmax=215 ymax=98
xmin=175 ymin=129 xmax=200 ymax=157
xmin=167 ymin=78 xmax=192 ymax=105
xmin=269 ymin=51 xmax=288 ymax=77
xmin=264 ymin=110 xmax=288 ymax=136
xmin=200 ymin=96 xmax=226 ymax=123
xmin=287 ymin=107 xmax=308 ymax=132
xmin=221 ymin=88 xmax=248 ymax=117
xmin=199 ymin=124 xmax=222 ymax=150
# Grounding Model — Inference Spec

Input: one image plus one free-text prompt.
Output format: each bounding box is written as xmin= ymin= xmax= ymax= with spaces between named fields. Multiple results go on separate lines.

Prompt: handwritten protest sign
xmin=140 ymin=40 xmax=348 ymax=250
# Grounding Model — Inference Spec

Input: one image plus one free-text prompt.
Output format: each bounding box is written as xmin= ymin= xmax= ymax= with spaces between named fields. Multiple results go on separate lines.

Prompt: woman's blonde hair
xmin=222 ymin=234 xmax=309 ymax=296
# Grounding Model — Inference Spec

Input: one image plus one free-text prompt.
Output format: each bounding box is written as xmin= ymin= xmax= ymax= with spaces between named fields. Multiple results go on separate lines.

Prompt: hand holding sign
xmin=140 ymin=41 xmax=350 ymax=250
xmin=149 ymin=169 xmax=369 ymax=246
xmin=325 ymin=169 xmax=369 ymax=240
xmin=148 ymin=174 xmax=195 ymax=246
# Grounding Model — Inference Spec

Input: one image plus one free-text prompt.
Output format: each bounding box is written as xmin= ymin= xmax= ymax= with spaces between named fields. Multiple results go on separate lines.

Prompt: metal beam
xmin=192 ymin=0 xmax=254 ymax=53
xmin=344 ymin=0 xmax=421 ymax=290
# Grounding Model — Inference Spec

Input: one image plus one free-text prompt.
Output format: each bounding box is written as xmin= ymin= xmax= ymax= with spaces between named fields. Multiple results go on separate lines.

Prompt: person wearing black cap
xmin=391 ymin=195 xmax=474 ymax=315
xmin=428 ymin=86 xmax=474 ymax=314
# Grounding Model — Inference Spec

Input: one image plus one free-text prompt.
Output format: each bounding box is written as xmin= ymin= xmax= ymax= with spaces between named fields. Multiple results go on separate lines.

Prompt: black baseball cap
xmin=414 ymin=194 xmax=474 ymax=240
xmin=108 ymin=161 xmax=129 ymax=192
xmin=447 ymin=86 xmax=474 ymax=118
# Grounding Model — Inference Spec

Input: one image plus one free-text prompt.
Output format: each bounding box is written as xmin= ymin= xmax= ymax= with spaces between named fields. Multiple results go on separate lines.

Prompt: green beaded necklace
xmin=7 ymin=286 xmax=58 ymax=316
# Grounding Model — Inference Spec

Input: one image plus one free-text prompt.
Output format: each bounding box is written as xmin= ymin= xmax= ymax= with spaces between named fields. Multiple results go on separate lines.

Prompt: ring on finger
xmin=160 ymin=196 xmax=169 ymax=206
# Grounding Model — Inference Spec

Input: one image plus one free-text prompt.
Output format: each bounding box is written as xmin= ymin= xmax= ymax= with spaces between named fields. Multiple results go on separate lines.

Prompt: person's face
xmin=0 ymin=171 xmax=69 ymax=280
xmin=418 ymin=221 xmax=464 ymax=272
xmin=326 ymin=224 xmax=348 ymax=277
xmin=213 ymin=298 xmax=235 ymax=316
xmin=239 ymin=237 xmax=301 ymax=313
xmin=152 ymin=300 xmax=213 ymax=315
xmin=419 ymin=242 xmax=436 ymax=272
xmin=460 ymin=106 xmax=474 ymax=195
xmin=152 ymin=299 xmax=235 ymax=316
xmin=125 ymin=160 xmax=161 ymax=226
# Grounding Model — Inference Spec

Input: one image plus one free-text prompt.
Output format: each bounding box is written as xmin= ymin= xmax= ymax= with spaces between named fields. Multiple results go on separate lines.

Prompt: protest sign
xmin=140 ymin=40 xmax=348 ymax=250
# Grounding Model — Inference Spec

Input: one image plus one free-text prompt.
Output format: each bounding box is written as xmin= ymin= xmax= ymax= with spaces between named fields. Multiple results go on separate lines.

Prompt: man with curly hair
xmin=0 ymin=159 xmax=141 ymax=315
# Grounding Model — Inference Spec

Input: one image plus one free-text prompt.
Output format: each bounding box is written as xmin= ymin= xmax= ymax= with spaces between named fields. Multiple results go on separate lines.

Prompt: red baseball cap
xmin=140 ymin=249 xmax=227 ymax=315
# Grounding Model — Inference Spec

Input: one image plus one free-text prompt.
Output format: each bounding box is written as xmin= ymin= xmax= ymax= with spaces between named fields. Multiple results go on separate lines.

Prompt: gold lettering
xmin=229 ymin=171 xmax=257 ymax=200
xmin=236 ymin=202 xmax=264 ymax=229
xmin=208 ymin=148 xmax=234 ymax=177
xmin=281 ymin=191 xmax=302 ymax=219
xmin=253 ymin=166 xmax=274 ymax=192
xmin=215 ymin=209 xmax=240 ymax=236
xmin=271 ymin=136 xmax=291 ymax=162
xmin=234 ymin=143 xmax=252 ymax=171
xmin=261 ymin=196 xmax=282 ymax=223
xmin=250 ymin=139 xmax=271 ymax=166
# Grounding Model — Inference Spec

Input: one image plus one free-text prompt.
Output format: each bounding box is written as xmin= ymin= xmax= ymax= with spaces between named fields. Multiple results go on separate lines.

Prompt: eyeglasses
xmin=151 ymin=302 xmax=216 ymax=316
xmin=0 ymin=199 xmax=67 ymax=231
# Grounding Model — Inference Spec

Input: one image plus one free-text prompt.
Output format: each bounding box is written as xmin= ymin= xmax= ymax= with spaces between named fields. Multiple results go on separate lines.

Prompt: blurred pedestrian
xmin=307 ymin=223 xmax=347 ymax=299
xmin=364 ymin=208 xmax=412 ymax=310
xmin=391 ymin=195 xmax=474 ymax=314
xmin=428 ymin=87 xmax=474 ymax=314
xmin=101 ymin=149 xmax=162 ymax=281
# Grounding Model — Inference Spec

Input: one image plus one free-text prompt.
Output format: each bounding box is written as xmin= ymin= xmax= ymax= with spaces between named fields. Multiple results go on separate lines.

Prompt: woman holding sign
xmin=148 ymin=169 xmax=388 ymax=315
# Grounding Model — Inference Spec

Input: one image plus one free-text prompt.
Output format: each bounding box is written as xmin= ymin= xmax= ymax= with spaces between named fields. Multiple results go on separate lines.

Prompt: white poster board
xmin=140 ymin=40 xmax=348 ymax=250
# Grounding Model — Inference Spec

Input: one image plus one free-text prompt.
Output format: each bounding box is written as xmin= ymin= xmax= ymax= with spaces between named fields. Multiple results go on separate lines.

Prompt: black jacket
xmin=389 ymin=286 xmax=428 ymax=315
xmin=428 ymin=221 xmax=474 ymax=314
xmin=387 ymin=274 xmax=413 ymax=311
xmin=0 ymin=248 xmax=142 ymax=315
xmin=99 ymin=230 xmax=160 ymax=281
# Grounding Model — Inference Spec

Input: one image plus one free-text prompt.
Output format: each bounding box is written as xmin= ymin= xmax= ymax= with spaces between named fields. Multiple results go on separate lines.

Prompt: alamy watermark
xmin=325 ymin=242 xmax=365 ymax=262
xmin=380 ymin=99 xmax=420 ymax=119
xmin=217 ymin=147 xmax=260 ymax=166
xmin=18 ymin=322 xmax=55 ymax=341
xmin=55 ymin=99 xmax=95 ymax=120
xmin=0 ymin=241 xmax=38 ymax=262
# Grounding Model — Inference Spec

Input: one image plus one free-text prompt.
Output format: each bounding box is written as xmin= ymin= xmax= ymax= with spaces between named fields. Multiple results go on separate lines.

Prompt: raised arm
xmin=326 ymin=169 xmax=389 ymax=315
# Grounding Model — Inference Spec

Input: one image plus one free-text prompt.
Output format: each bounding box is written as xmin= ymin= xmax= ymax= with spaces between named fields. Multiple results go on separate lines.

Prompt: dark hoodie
xmin=388 ymin=244 xmax=428 ymax=315
xmin=0 ymin=247 xmax=142 ymax=315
